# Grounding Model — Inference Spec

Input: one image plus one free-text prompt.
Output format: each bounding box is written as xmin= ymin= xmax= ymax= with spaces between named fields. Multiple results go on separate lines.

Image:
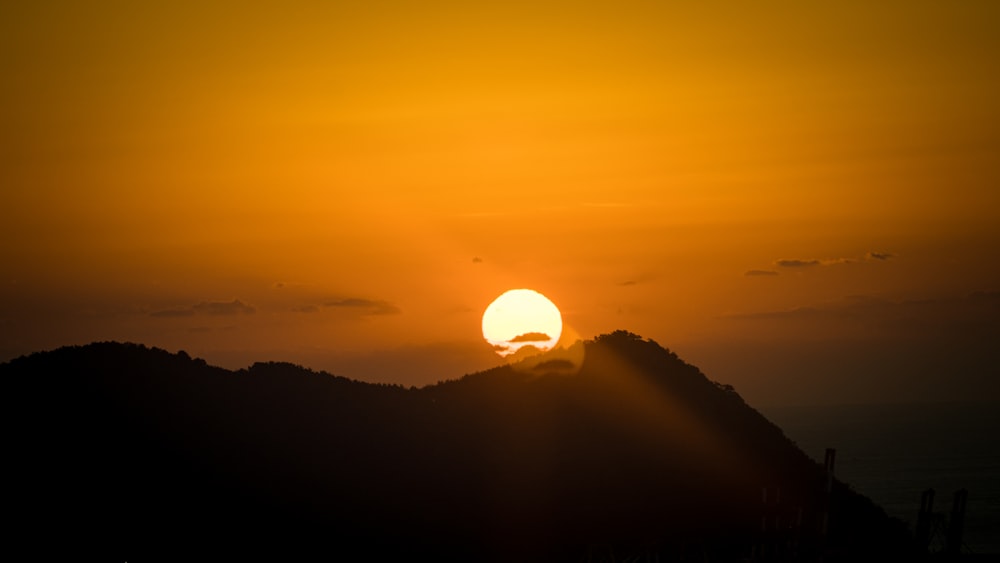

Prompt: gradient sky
xmin=2 ymin=1 xmax=999 ymax=406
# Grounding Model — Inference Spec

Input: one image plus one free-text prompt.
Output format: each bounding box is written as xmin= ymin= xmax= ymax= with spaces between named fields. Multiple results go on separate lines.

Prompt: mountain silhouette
xmin=3 ymin=331 xmax=912 ymax=561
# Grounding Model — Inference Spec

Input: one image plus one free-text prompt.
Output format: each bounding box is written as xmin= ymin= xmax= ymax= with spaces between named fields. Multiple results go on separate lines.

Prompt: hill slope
xmin=2 ymin=331 xmax=911 ymax=561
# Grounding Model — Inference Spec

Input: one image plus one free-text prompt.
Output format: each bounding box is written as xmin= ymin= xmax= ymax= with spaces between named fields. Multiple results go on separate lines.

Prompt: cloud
xmin=187 ymin=325 xmax=238 ymax=333
xmin=193 ymin=299 xmax=256 ymax=316
xmin=707 ymin=291 xmax=1000 ymax=404
xmin=866 ymin=251 xmax=894 ymax=261
xmin=508 ymin=332 xmax=552 ymax=343
xmin=324 ymin=298 xmax=401 ymax=316
xmin=720 ymin=291 xmax=1000 ymax=334
xmin=472 ymin=257 xmax=483 ymax=263
xmin=150 ymin=307 xmax=196 ymax=318
xmin=272 ymin=281 xmax=312 ymax=290
xmin=775 ymin=259 xmax=821 ymax=268
xmin=721 ymin=294 xmax=916 ymax=322
xmin=744 ymin=269 xmax=779 ymax=276
xmin=774 ymin=256 xmax=863 ymax=268
xmin=508 ymin=344 xmax=544 ymax=359
xmin=151 ymin=299 xmax=255 ymax=318
xmin=770 ymin=252 xmax=893 ymax=270
xmin=721 ymin=307 xmax=821 ymax=321
xmin=617 ymin=272 xmax=657 ymax=287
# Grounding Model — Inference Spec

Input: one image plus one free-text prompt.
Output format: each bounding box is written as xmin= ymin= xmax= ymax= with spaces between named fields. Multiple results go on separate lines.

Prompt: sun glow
xmin=482 ymin=289 xmax=563 ymax=358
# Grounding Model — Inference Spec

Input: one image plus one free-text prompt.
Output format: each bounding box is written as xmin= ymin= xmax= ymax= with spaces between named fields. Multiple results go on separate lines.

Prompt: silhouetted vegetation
xmin=2 ymin=333 xmax=913 ymax=561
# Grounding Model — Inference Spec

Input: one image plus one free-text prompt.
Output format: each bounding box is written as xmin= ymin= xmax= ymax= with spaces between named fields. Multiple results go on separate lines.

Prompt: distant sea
xmin=759 ymin=402 xmax=1000 ymax=554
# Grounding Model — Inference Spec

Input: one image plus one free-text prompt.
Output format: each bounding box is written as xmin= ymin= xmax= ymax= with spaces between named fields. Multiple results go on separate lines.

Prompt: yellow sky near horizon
xmin=2 ymin=0 xmax=999 ymax=404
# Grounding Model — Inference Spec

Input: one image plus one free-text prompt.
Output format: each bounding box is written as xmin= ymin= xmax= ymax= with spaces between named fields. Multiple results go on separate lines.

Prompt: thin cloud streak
xmin=766 ymin=251 xmax=895 ymax=271
xmin=324 ymin=298 xmax=401 ymax=316
xmin=866 ymin=251 xmax=894 ymax=261
xmin=775 ymin=259 xmax=821 ymax=268
xmin=151 ymin=299 xmax=255 ymax=318
xmin=508 ymin=332 xmax=552 ymax=343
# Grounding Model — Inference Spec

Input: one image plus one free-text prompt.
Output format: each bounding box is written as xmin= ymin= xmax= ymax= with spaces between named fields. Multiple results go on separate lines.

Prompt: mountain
xmin=2 ymin=331 xmax=912 ymax=561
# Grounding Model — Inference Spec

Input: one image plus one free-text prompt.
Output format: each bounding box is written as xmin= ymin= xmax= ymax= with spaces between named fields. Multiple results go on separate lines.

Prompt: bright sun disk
xmin=482 ymin=289 xmax=563 ymax=358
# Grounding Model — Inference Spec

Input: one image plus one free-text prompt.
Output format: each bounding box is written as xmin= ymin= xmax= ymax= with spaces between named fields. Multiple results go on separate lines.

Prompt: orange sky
xmin=2 ymin=1 xmax=999 ymax=405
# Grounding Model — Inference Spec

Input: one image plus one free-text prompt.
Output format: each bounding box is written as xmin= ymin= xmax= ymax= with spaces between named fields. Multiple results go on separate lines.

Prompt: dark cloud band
xmin=151 ymin=299 xmax=255 ymax=318
xmin=508 ymin=332 xmax=552 ymax=343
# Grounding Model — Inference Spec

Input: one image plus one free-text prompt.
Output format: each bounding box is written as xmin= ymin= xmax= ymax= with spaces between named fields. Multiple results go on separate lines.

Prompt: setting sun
xmin=2 ymin=1 xmax=999 ymax=557
xmin=482 ymin=289 xmax=563 ymax=357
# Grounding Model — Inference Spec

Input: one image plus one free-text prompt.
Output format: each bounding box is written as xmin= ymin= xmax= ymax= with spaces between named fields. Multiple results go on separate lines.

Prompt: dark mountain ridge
xmin=3 ymin=331 xmax=911 ymax=560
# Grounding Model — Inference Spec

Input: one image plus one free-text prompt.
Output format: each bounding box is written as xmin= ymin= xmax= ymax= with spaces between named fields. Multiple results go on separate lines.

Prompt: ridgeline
xmin=3 ymin=331 xmax=912 ymax=561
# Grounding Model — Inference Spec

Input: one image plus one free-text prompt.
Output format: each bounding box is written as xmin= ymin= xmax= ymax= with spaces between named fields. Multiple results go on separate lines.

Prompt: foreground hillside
xmin=3 ymin=331 xmax=911 ymax=561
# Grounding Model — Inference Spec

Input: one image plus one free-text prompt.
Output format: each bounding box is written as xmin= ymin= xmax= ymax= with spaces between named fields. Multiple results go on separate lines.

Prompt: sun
xmin=482 ymin=289 xmax=563 ymax=357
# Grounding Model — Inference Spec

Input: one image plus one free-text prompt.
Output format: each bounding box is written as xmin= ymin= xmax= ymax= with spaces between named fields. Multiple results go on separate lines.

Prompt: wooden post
xmin=819 ymin=448 xmax=835 ymax=538
xmin=946 ymin=489 xmax=967 ymax=556
xmin=915 ymin=488 xmax=935 ymax=552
